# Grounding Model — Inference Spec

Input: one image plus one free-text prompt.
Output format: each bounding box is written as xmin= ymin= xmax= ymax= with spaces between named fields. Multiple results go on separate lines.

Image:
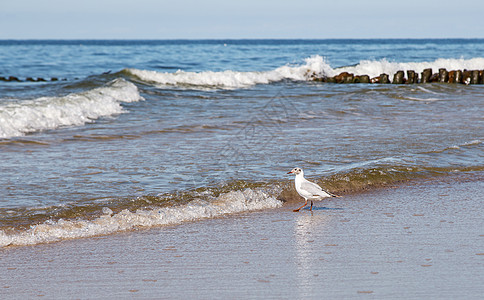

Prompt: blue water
xmin=2 ymin=39 xmax=484 ymax=78
xmin=0 ymin=39 xmax=483 ymax=246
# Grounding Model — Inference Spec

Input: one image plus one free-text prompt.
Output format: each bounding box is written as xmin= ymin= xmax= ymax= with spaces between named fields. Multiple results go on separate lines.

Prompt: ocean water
xmin=1 ymin=39 xmax=483 ymax=247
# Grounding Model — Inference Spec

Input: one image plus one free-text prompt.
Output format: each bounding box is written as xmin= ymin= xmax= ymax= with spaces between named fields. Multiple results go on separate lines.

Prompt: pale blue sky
xmin=1 ymin=0 xmax=483 ymax=39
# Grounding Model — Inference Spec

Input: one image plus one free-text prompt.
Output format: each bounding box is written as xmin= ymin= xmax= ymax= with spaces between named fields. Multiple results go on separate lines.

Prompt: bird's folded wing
xmin=301 ymin=180 xmax=333 ymax=197
xmin=301 ymin=180 xmax=323 ymax=192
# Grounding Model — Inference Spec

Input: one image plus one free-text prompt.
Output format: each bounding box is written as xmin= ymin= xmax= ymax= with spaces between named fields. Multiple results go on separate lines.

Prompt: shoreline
xmin=4 ymin=166 xmax=478 ymax=248
xmin=1 ymin=175 xmax=483 ymax=299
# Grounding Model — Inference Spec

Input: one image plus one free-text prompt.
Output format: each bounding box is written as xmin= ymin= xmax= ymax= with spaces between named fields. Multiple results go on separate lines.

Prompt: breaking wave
xmin=0 ymin=188 xmax=282 ymax=247
xmin=0 ymin=78 xmax=143 ymax=139
xmin=122 ymin=56 xmax=333 ymax=89
xmin=123 ymin=56 xmax=484 ymax=89
xmin=335 ymin=57 xmax=484 ymax=78
xmin=2 ymin=162 xmax=483 ymax=248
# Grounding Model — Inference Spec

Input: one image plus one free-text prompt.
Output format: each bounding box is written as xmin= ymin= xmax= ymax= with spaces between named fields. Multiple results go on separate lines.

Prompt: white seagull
xmin=287 ymin=167 xmax=339 ymax=212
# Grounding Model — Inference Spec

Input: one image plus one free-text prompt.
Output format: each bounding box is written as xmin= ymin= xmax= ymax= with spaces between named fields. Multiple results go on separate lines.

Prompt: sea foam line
xmin=125 ymin=56 xmax=484 ymax=89
xmin=0 ymin=188 xmax=282 ymax=247
xmin=124 ymin=55 xmax=333 ymax=89
xmin=0 ymin=78 xmax=143 ymax=139
xmin=337 ymin=57 xmax=484 ymax=78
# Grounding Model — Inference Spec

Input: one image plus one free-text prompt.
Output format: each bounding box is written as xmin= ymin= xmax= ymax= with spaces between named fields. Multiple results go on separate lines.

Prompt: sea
xmin=1 ymin=39 xmax=483 ymax=247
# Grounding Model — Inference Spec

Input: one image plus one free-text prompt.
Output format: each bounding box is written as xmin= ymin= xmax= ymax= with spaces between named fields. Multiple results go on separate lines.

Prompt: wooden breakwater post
xmin=439 ymin=68 xmax=449 ymax=83
xmin=312 ymin=68 xmax=484 ymax=85
xmin=421 ymin=68 xmax=432 ymax=83
xmin=392 ymin=71 xmax=405 ymax=84
xmin=380 ymin=73 xmax=390 ymax=84
xmin=334 ymin=72 xmax=354 ymax=83
xmin=406 ymin=70 xmax=418 ymax=84
xmin=448 ymin=70 xmax=463 ymax=83
xmin=353 ymin=75 xmax=370 ymax=83
xmin=0 ymin=76 xmax=21 ymax=82
xmin=471 ymin=70 xmax=480 ymax=84
xmin=462 ymin=70 xmax=472 ymax=85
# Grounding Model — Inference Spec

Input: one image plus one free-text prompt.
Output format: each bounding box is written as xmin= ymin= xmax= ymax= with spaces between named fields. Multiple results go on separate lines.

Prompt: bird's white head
xmin=287 ymin=167 xmax=303 ymax=175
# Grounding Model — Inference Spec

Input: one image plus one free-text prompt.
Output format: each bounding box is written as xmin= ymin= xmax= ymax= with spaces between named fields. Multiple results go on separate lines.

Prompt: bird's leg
xmin=310 ymin=200 xmax=313 ymax=211
xmin=293 ymin=199 xmax=308 ymax=212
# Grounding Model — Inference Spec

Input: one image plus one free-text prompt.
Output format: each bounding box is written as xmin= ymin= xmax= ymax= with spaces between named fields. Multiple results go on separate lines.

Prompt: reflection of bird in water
xmin=287 ymin=167 xmax=339 ymax=212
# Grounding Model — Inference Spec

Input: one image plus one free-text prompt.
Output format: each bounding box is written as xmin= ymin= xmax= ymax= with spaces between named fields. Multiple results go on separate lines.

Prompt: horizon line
xmin=2 ymin=37 xmax=484 ymax=41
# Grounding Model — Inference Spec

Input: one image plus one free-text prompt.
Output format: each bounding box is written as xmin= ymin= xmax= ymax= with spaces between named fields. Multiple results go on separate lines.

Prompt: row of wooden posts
xmin=312 ymin=68 xmax=484 ymax=84
xmin=3 ymin=68 xmax=484 ymax=85
xmin=0 ymin=76 xmax=64 ymax=82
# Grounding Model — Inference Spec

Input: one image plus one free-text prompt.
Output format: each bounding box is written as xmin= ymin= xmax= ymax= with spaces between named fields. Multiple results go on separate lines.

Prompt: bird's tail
xmin=326 ymin=190 xmax=341 ymax=198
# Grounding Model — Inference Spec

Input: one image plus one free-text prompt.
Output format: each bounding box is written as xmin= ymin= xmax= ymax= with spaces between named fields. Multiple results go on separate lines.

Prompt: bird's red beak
xmin=287 ymin=171 xmax=293 ymax=174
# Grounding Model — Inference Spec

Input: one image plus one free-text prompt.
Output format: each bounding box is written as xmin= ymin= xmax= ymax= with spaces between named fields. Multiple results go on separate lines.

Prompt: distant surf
xmin=335 ymin=57 xmax=484 ymax=78
xmin=122 ymin=55 xmax=333 ymax=89
xmin=122 ymin=56 xmax=484 ymax=89
xmin=3 ymin=56 xmax=483 ymax=139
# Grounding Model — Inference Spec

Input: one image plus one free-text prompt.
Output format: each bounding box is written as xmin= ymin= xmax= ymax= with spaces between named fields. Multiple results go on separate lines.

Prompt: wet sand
xmin=1 ymin=176 xmax=483 ymax=299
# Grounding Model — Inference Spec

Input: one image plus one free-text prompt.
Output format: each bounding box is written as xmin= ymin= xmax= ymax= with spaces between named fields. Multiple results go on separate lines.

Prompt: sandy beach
xmin=1 ymin=175 xmax=483 ymax=299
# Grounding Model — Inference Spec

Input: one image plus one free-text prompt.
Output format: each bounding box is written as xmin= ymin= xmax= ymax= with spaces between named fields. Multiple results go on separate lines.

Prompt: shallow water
xmin=0 ymin=39 xmax=483 ymax=246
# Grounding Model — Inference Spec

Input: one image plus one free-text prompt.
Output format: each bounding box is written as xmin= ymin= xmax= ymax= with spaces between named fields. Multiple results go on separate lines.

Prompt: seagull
xmin=287 ymin=167 xmax=339 ymax=212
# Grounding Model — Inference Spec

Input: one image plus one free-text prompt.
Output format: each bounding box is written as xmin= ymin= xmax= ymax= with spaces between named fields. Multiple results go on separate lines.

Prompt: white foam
xmin=450 ymin=139 xmax=483 ymax=150
xmin=461 ymin=139 xmax=482 ymax=147
xmin=125 ymin=56 xmax=484 ymax=89
xmin=427 ymin=139 xmax=483 ymax=153
xmin=0 ymin=78 xmax=143 ymax=138
xmin=125 ymin=55 xmax=333 ymax=89
xmin=0 ymin=188 xmax=282 ymax=247
xmin=405 ymin=97 xmax=443 ymax=102
xmin=337 ymin=57 xmax=484 ymax=78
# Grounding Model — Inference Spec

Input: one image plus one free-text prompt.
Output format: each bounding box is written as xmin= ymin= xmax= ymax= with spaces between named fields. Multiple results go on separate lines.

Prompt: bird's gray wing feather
xmin=301 ymin=180 xmax=332 ymax=197
xmin=301 ymin=180 xmax=321 ymax=191
xmin=301 ymin=180 xmax=323 ymax=193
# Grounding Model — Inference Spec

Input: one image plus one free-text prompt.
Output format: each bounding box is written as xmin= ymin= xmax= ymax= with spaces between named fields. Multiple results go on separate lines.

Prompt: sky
xmin=1 ymin=0 xmax=484 ymax=39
